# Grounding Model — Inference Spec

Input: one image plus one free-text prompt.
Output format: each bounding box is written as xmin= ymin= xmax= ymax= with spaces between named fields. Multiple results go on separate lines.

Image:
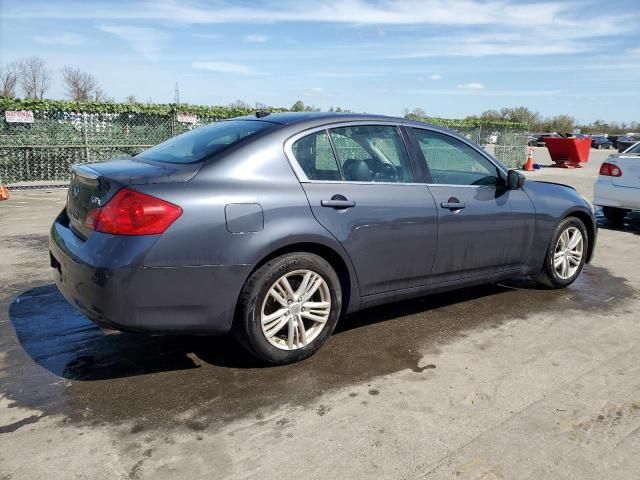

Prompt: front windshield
xmin=136 ymin=120 xmax=274 ymax=164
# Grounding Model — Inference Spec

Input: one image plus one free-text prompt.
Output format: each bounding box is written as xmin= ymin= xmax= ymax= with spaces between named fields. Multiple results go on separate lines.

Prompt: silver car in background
xmin=594 ymin=141 xmax=640 ymax=222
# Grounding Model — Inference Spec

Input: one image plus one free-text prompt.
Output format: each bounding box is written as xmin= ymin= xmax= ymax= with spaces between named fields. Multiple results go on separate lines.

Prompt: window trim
xmin=284 ymin=121 xmax=419 ymax=185
xmin=407 ymin=126 xmax=508 ymax=187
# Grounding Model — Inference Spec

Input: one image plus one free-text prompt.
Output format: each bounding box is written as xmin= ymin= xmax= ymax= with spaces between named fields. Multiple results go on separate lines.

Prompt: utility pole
xmin=174 ymin=82 xmax=180 ymax=105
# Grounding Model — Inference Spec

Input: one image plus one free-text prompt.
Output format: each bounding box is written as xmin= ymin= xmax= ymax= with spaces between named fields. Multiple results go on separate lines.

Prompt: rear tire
xmin=602 ymin=206 xmax=627 ymax=223
xmin=234 ymin=252 xmax=342 ymax=365
xmin=534 ymin=217 xmax=588 ymax=289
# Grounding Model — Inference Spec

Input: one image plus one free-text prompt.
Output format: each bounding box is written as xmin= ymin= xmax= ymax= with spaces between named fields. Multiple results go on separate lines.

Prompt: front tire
xmin=602 ymin=206 xmax=627 ymax=223
xmin=534 ymin=217 xmax=588 ymax=289
xmin=234 ymin=252 xmax=342 ymax=365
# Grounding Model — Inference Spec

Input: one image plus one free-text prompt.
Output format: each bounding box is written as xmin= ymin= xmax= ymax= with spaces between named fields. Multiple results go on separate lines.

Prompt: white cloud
xmin=33 ymin=33 xmax=84 ymax=46
xmin=8 ymin=0 xmax=638 ymax=60
xmin=430 ymin=74 xmax=442 ymax=80
xmin=6 ymin=0 xmax=624 ymax=29
xmin=416 ymin=88 xmax=562 ymax=97
xmin=457 ymin=82 xmax=485 ymax=90
xmin=100 ymin=25 xmax=169 ymax=59
xmin=192 ymin=33 xmax=222 ymax=40
xmin=244 ymin=34 xmax=269 ymax=43
xmin=305 ymin=86 xmax=326 ymax=97
xmin=192 ymin=61 xmax=256 ymax=75
xmin=315 ymin=72 xmax=378 ymax=78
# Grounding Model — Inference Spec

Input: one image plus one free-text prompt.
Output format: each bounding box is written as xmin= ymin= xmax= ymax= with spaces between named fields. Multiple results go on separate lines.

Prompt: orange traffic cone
xmin=522 ymin=147 xmax=535 ymax=171
xmin=0 ymin=186 xmax=9 ymax=201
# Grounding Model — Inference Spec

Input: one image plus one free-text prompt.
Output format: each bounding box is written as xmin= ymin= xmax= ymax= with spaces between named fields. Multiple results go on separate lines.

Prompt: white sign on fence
xmin=176 ymin=112 xmax=198 ymax=124
xmin=5 ymin=111 xmax=35 ymax=123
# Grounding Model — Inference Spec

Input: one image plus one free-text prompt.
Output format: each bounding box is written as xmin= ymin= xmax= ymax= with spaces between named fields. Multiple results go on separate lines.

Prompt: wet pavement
xmin=3 ymin=265 xmax=633 ymax=431
xmin=2 ymin=151 xmax=640 ymax=479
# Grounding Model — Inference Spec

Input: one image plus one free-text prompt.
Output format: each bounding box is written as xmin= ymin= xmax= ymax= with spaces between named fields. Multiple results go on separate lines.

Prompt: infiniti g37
xmin=49 ymin=113 xmax=596 ymax=364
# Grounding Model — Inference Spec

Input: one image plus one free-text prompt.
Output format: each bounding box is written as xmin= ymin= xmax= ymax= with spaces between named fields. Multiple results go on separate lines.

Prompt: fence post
xmin=82 ymin=114 xmax=90 ymax=163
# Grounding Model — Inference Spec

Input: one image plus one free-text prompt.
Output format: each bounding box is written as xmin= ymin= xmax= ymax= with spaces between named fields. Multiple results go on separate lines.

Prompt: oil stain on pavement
xmin=0 ymin=264 xmax=634 ymax=433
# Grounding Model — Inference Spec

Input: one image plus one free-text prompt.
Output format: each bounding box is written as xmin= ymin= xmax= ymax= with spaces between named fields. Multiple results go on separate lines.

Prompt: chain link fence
xmin=443 ymin=125 xmax=527 ymax=169
xmin=0 ymin=110 xmax=224 ymax=184
xmin=0 ymin=107 xmax=527 ymax=185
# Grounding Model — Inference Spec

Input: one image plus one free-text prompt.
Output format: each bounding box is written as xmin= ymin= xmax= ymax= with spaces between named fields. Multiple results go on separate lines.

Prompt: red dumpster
xmin=544 ymin=137 xmax=591 ymax=168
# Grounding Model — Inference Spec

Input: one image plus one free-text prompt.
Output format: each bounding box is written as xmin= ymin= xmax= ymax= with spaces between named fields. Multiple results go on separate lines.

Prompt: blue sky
xmin=1 ymin=0 xmax=639 ymax=122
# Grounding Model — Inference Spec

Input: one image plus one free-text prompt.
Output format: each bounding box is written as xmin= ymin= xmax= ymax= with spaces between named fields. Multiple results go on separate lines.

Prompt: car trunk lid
xmin=66 ymin=158 xmax=199 ymax=239
xmin=609 ymin=154 xmax=640 ymax=189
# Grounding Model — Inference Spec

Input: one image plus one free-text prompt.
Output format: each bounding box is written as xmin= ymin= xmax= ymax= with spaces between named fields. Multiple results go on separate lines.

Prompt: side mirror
xmin=507 ymin=169 xmax=526 ymax=190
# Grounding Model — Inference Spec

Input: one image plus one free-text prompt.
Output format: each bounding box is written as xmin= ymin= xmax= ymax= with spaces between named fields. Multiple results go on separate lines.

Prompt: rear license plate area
xmin=50 ymin=251 xmax=62 ymax=274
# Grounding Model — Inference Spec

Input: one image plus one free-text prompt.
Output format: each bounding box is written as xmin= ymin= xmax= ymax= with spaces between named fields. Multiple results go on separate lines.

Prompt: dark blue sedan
xmin=50 ymin=113 xmax=596 ymax=364
xmin=591 ymin=136 xmax=613 ymax=149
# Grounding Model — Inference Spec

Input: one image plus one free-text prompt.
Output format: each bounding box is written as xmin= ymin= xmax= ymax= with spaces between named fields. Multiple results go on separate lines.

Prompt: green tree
xmin=291 ymin=100 xmax=305 ymax=112
xmin=402 ymin=107 xmax=426 ymax=120
xmin=544 ymin=115 xmax=575 ymax=134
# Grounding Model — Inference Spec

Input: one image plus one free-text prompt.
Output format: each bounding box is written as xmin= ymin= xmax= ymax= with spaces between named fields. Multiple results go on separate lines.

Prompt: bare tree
xmin=125 ymin=95 xmax=138 ymax=104
xmin=61 ymin=66 xmax=99 ymax=101
xmin=17 ymin=56 xmax=51 ymax=99
xmin=228 ymin=99 xmax=252 ymax=109
xmin=92 ymin=86 xmax=113 ymax=103
xmin=0 ymin=62 xmax=19 ymax=98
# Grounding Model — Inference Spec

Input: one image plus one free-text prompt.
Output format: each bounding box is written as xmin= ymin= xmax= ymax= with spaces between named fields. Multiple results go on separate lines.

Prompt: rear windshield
xmin=136 ymin=120 xmax=273 ymax=164
xmin=626 ymin=142 xmax=640 ymax=153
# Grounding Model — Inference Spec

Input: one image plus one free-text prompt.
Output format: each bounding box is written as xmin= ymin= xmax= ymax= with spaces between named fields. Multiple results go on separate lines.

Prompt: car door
xmin=408 ymin=127 xmax=535 ymax=284
xmin=287 ymin=124 xmax=438 ymax=296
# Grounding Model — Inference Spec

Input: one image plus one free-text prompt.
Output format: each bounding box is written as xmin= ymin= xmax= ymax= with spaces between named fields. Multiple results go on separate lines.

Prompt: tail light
xmin=84 ymin=188 xmax=182 ymax=235
xmin=599 ymin=162 xmax=622 ymax=177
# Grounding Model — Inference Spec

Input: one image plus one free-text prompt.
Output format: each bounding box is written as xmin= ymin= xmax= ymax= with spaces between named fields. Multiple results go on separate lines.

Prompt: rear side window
xmin=330 ymin=125 xmax=414 ymax=183
xmin=136 ymin=120 xmax=273 ymax=164
xmin=291 ymin=131 xmax=341 ymax=181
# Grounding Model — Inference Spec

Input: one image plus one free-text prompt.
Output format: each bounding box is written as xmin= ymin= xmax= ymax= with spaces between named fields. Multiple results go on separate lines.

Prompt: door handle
xmin=441 ymin=201 xmax=466 ymax=210
xmin=321 ymin=199 xmax=356 ymax=209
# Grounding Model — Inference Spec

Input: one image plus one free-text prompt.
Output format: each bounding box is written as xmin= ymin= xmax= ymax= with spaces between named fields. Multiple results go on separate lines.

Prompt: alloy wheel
xmin=260 ymin=269 xmax=331 ymax=350
xmin=553 ymin=226 xmax=584 ymax=280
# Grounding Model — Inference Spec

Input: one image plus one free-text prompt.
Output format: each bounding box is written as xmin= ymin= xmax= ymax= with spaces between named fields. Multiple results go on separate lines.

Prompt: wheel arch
xmin=242 ymin=241 xmax=359 ymax=316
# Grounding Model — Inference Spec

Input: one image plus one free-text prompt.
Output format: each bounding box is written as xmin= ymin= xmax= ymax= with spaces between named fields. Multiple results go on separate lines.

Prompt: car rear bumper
xmin=49 ymin=211 xmax=251 ymax=335
xmin=593 ymin=180 xmax=640 ymax=210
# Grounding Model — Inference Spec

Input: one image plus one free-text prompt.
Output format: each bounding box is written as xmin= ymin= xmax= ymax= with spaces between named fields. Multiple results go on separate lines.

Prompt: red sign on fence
xmin=5 ymin=111 xmax=34 ymax=123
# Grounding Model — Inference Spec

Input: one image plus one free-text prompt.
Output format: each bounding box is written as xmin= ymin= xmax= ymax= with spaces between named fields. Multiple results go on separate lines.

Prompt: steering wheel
xmin=372 ymin=162 xmax=398 ymax=182
xmin=471 ymin=175 xmax=498 ymax=186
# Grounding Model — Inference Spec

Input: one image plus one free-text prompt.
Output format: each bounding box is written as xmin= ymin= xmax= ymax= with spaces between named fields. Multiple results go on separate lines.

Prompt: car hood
xmin=528 ymin=180 xmax=576 ymax=191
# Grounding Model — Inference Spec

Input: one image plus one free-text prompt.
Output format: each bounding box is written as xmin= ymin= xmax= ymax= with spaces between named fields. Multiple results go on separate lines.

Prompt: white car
xmin=594 ymin=141 xmax=640 ymax=222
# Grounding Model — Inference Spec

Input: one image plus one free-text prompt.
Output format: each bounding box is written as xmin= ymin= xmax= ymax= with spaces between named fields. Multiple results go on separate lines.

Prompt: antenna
xmin=174 ymin=82 xmax=180 ymax=105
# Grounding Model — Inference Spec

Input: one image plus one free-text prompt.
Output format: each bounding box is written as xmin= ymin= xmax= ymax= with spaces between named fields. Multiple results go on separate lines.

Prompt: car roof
xmin=232 ymin=111 xmax=418 ymax=127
